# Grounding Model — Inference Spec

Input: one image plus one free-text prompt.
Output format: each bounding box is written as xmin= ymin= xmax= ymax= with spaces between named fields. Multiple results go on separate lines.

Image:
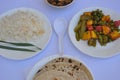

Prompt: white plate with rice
xmin=0 ymin=8 xmax=52 ymax=60
xmin=68 ymin=7 xmax=120 ymax=58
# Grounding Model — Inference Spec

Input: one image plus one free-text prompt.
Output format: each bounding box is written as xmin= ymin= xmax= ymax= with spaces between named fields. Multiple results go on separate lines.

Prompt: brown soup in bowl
xmin=46 ymin=0 xmax=73 ymax=8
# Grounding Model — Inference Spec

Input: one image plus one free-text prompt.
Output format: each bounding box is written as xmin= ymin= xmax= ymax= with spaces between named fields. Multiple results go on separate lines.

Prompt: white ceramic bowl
xmin=26 ymin=55 xmax=94 ymax=80
xmin=45 ymin=0 xmax=74 ymax=8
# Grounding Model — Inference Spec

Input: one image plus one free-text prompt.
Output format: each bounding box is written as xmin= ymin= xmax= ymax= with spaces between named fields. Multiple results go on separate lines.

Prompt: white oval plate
xmin=0 ymin=8 xmax=52 ymax=60
xmin=26 ymin=55 xmax=94 ymax=80
xmin=68 ymin=7 xmax=120 ymax=58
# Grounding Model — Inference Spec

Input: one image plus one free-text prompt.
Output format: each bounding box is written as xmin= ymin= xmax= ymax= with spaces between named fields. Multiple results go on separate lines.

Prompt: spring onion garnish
xmin=0 ymin=45 xmax=36 ymax=52
xmin=0 ymin=40 xmax=41 ymax=50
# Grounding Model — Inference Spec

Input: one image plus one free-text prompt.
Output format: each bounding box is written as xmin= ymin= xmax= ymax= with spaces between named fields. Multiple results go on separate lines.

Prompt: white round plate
xmin=0 ymin=8 xmax=52 ymax=60
xmin=26 ymin=55 xmax=94 ymax=80
xmin=68 ymin=7 xmax=120 ymax=58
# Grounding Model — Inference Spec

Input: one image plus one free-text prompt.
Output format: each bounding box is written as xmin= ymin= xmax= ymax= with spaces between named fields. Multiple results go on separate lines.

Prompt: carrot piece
xmin=110 ymin=31 xmax=120 ymax=40
xmin=84 ymin=12 xmax=91 ymax=16
xmin=90 ymin=31 xmax=98 ymax=39
xmin=87 ymin=20 xmax=93 ymax=26
xmin=82 ymin=31 xmax=91 ymax=40
xmin=102 ymin=15 xmax=110 ymax=22
xmin=102 ymin=26 xmax=111 ymax=35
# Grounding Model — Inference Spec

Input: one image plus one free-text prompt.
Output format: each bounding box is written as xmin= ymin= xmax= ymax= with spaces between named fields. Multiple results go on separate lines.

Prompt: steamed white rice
xmin=0 ymin=8 xmax=45 ymax=42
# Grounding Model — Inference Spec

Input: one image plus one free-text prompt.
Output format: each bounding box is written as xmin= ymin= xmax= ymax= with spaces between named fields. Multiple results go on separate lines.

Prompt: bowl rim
xmin=45 ymin=0 xmax=75 ymax=8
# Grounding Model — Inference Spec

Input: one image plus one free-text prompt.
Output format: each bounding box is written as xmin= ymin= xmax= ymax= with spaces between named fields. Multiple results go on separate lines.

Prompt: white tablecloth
xmin=0 ymin=0 xmax=120 ymax=80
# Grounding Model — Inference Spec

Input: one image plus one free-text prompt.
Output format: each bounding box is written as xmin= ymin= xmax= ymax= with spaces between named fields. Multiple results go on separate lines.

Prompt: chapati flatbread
xmin=34 ymin=57 xmax=93 ymax=80
xmin=34 ymin=70 xmax=75 ymax=80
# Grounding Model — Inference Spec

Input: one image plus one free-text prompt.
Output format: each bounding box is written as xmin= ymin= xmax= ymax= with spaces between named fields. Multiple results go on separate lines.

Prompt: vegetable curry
xmin=74 ymin=9 xmax=120 ymax=47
